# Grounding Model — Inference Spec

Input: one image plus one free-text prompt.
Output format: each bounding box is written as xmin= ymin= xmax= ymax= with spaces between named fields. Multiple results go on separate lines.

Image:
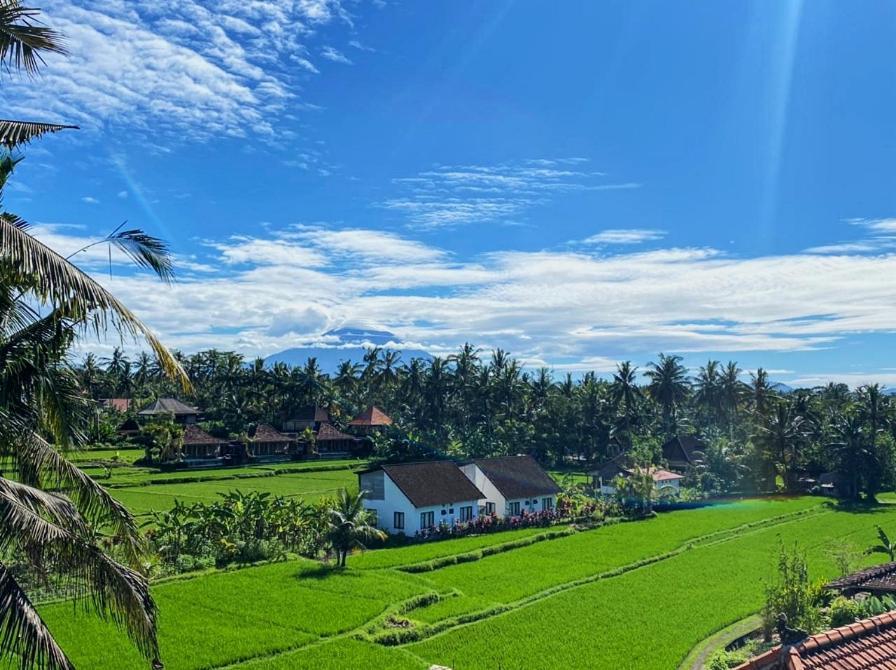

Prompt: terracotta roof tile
xmin=182 ymin=424 xmax=226 ymax=445
xmin=348 ymin=406 xmax=393 ymax=427
xmin=315 ymin=423 xmax=357 ymax=442
xmin=251 ymin=424 xmax=292 ymax=443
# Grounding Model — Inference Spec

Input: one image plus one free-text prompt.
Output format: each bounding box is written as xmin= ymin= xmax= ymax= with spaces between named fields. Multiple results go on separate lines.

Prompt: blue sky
xmin=10 ymin=0 xmax=896 ymax=386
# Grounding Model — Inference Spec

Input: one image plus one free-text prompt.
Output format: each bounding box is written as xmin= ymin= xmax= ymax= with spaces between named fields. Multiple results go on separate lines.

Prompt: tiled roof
xmin=138 ymin=397 xmax=199 ymax=417
xmin=649 ymin=468 xmax=684 ymax=483
xmin=661 ymin=435 xmax=705 ymax=465
xmin=827 ymin=561 xmax=896 ymax=596
xmin=471 ymin=455 xmax=561 ymax=499
xmin=381 ymin=461 xmax=485 ymax=508
xmin=250 ymin=424 xmax=292 ymax=444
xmin=734 ymin=611 xmax=896 ymax=670
xmin=100 ymin=398 xmax=131 ymax=413
xmin=288 ymin=405 xmax=331 ymax=423
xmin=348 ymin=406 xmax=393 ymax=427
xmin=181 ymin=424 xmax=225 ymax=445
xmin=315 ymin=422 xmax=356 ymax=442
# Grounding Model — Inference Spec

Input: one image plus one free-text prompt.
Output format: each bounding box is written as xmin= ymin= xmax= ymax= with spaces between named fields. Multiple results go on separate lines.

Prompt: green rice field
xmin=30 ymin=496 xmax=896 ymax=669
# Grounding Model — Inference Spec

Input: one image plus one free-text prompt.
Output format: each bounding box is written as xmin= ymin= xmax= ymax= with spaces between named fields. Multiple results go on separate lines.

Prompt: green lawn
xmin=28 ymin=497 xmax=896 ymax=670
xmin=110 ymin=470 xmax=360 ymax=514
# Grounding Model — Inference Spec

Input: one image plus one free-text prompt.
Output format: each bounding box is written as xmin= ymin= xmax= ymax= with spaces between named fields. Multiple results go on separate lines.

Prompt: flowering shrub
xmin=413 ymin=510 xmax=560 ymax=541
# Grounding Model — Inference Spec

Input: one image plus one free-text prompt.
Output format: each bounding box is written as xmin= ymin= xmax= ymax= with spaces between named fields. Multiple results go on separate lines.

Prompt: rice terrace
xmin=5 ymin=1 xmax=896 ymax=670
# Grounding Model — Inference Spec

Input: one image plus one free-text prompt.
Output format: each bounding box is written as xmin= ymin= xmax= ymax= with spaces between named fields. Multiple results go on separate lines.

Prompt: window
xmin=441 ymin=509 xmax=447 ymax=516
xmin=542 ymin=497 xmax=554 ymax=510
xmin=485 ymin=502 xmax=496 ymax=516
xmin=509 ymin=501 xmax=521 ymax=516
xmin=366 ymin=509 xmax=378 ymax=527
xmin=420 ymin=511 xmax=435 ymax=529
xmin=448 ymin=508 xmax=454 ymax=514
xmin=460 ymin=506 xmax=473 ymax=521
xmin=394 ymin=512 xmax=405 ymax=530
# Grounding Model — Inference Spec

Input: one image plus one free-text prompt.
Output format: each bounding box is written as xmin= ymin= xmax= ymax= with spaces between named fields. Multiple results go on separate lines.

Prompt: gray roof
xmin=472 ymin=455 xmax=561 ymax=499
xmin=137 ymin=397 xmax=199 ymax=417
xmin=380 ymin=461 xmax=485 ymax=508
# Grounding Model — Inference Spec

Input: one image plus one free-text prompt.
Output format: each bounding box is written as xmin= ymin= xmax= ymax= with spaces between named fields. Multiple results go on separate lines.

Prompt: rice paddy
xmin=33 ymin=496 xmax=896 ymax=669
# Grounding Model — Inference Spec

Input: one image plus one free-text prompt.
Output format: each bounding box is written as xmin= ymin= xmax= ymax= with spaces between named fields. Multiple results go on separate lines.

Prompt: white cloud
xmin=320 ymin=46 xmax=352 ymax=64
xmin=81 ymin=196 xmax=99 ymax=204
xmin=7 ymin=1 xmax=354 ymax=142
xmin=583 ymin=229 xmax=666 ymax=245
xmin=782 ymin=372 xmax=896 ymax=390
xmin=117 ymin=190 xmax=129 ymax=199
xmin=42 ymin=220 xmax=896 ymax=371
xmin=380 ymin=160 xmax=639 ymax=228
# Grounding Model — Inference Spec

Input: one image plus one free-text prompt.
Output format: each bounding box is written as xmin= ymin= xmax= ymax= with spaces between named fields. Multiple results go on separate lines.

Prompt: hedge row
xmin=104 ymin=462 xmax=363 ymax=489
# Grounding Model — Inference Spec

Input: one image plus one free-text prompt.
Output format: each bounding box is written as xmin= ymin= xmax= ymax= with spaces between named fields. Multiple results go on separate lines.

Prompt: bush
xmin=829 ymin=596 xmax=861 ymax=627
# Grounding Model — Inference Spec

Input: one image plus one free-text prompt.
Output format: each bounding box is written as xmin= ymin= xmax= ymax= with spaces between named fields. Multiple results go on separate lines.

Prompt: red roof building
xmin=313 ymin=423 xmax=358 ymax=454
xmin=348 ymin=406 xmax=393 ymax=435
xmin=181 ymin=425 xmax=226 ymax=459
xmin=735 ymin=611 xmax=896 ymax=670
xmin=249 ymin=424 xmax=293 ymax=458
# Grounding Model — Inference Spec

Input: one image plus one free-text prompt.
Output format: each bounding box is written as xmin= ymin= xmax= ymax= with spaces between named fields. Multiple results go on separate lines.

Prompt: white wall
xmin=460 ymin=464 xmax=556 ymax=518
xmin=360 ymin=470 xmax=481 ymax=535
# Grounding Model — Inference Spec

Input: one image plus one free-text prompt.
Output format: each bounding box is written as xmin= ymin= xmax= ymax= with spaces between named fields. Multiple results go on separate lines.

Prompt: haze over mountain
xmin=264 ymin=328 xmax=432 ymax=373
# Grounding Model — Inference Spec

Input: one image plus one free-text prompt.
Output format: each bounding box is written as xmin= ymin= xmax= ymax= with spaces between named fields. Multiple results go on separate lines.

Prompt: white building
xmin=590 ymin=457 xmax=685 ymax=497
xmin=358 ymin=461 xmax=486 ymax=535
xmin=460 ymin=455 xmax=561 ymax=518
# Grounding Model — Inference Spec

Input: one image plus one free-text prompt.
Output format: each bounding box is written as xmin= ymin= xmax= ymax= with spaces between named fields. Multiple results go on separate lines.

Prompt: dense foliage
xmin=82 ymin=347 xmax=896 ymax=500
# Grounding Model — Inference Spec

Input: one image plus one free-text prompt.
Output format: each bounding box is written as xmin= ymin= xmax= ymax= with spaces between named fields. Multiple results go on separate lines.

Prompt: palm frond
xmin=0 ymin=562 xmax=73 ymax=670
xmin=0 ymin=487 xmax=158 ymax=661
xmin=0 ymin=120 xmax=76 ymax=148
xmin=878 ymin=525 xmax=891 ymax=548
xmin=106 ymin=229 xmax=174 ymax=283
xmin=10 ymin=428 xmax=145 ymax=566
xmin=0 ymin=1 xmax=66 ymax=75
xmin=0 ymin=215 xmax=189 ymax=389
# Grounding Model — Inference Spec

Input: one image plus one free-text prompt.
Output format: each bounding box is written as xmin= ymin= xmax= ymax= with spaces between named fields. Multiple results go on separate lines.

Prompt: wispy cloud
xmin=81 ymin=196 xmax=99 ymax=205
xmin=379 ymin=159 xmax=639 ymax=228
xmin=320 ymin=46 xmax=352 ymax=64
xmin=7 ymin=1 xmax=357 ymax=143
xmin=805 ymin=218 xmax=896 ymax=255
xmin=583 ymin=228 xmax=666 ymax=245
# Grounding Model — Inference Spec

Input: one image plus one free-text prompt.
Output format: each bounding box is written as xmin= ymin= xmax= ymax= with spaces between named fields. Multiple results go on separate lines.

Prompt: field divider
xmin=361 ymin=504 xmax=830 ymax=646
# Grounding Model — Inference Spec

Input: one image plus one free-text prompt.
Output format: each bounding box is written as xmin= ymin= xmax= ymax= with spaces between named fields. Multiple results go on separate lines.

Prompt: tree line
xmin=81 ymin=347 xmax=895 ymax=500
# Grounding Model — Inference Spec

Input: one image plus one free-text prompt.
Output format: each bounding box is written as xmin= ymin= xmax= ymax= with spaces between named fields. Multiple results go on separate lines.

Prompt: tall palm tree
xmin=326 ymin=489 xmax=385 ymax=567
xmin=0 ymin=6 xmax=187 ymax=667
xmin=644 ymin=353 xmax=690 ymax=436
xmin=754 ymin=400 xmax=806 ymax=493
xmin=610 ymin=361 xmax=642 ymax=448
xmin=829 ymin=411 xmax=877 ymax=501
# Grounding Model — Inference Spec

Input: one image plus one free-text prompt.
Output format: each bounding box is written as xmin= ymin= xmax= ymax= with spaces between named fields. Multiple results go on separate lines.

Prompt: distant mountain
xmin=769 ymin=382 xmax=794 ymax=394
xmin=264 ymin=328 xmax=432 ymax=373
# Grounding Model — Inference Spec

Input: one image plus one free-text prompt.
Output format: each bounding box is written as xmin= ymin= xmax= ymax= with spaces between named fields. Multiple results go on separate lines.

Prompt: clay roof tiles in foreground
xmin=827 ymin=560 xmax=896 ymax=596
xmin=734 ymin=610 xmax=896 ymax=670
xmin=380 ymin=461 xmax=486 ymax=508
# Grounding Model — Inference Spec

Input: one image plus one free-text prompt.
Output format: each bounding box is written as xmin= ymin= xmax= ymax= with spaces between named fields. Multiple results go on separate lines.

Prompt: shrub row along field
xmin=29 ymin=496 xmax=895 ymax=670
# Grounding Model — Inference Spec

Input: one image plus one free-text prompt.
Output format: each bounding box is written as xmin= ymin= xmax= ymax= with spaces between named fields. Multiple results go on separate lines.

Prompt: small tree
xmin=867 ymin=525 xmax=896 ymax=562
xmin=761 ymin=544 xmax=823 ymax=641
xmin=143 ymin=416 xmax=184 ymax=463
xmin=326 ymin=489 xmax=386 ymax=567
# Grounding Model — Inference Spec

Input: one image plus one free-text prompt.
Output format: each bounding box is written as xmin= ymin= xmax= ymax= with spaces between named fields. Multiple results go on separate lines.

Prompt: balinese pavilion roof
xmin=827 ymin=561 xmax=896 ymax=597
xmin=181 ymin=425 xmax=225 ymax=445
xmin=138 ymin=397 xmax=199 ymax=417
xmin=348 ymin=406 xmax=393 ymax=427
xmin=377 ymin=461 xmax=486 ymax=508
xmin=470 ymin=455 xmax=561 ymax=499
xmin=250 ymin=424 xmax=292 ymax=444
xmin=315 ymin=423 xmax=356 ymax=442
xmin=735 ymin=610 xmax=896 ymax=670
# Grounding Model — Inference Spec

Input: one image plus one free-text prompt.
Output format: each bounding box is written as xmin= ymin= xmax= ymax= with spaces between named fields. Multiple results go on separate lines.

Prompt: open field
xmin=109 ymin=469 xmax=361 ymax=515
xmin=30 ymin=496 xmax=896 ymax=670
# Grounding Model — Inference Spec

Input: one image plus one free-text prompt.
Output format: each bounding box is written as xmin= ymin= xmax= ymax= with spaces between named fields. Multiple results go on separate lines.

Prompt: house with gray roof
xmin=358 ymin=461 xmax=485 ymax=535
xmin=460 ymin=455 xmax=561 ymax=518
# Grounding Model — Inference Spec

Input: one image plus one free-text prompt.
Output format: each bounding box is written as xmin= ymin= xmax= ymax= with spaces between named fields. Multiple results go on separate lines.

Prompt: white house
xmin=460 ymin=455 xmax=561 ymax=518
xmin=590 ymin=456 xmax=685 ymax=496
xmin=358 ymin=461 xmax=486 ymax=535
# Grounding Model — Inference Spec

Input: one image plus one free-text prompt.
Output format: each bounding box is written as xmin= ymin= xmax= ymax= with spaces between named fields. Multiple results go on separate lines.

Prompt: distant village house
xmin=460 ymin=455 xmax=560 ymax=517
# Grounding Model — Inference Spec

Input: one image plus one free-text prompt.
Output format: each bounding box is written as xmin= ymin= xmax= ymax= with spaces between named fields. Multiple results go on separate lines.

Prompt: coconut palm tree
xmin=326 ymin=489 xmax=385 ymax=567
xmin=754 ymin=400 xmax=806 ymax=493
xmin=644 ymin=353 xmax=690 ymax=436
xmin=610 ymin=361 xmax=642 ymax=448
xmin=0 ymin=5 xmax=187 ymax=667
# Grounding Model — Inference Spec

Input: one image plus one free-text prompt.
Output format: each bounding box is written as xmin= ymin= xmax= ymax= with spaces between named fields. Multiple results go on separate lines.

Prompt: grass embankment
xmin=27 ymin=497 xmax=896 ymax=670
